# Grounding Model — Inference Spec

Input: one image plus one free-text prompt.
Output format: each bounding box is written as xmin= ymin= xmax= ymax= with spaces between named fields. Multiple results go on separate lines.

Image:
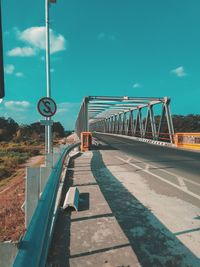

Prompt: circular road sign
xmin=37 ymin=97 xmax=57 ymax=117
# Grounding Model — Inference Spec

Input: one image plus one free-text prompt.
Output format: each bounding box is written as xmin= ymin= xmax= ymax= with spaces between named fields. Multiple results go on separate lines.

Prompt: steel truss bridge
xmin=75 ymin=96 xmax=175 ymax=143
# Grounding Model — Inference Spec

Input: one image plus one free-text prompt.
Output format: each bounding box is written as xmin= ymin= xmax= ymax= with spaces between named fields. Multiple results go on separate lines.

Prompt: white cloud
xmin=133 ymin=83 xmax=142 ymax=88
xmin=56 ymin=102 xmax=79 ymax=114
xmin=4 ymin=64 xmax=24 ymax=77
xmin=171 ymin=66 xmax=187 ymax=77
xmin=4 ymin=64 xmax=15 ymax=74
xmin=108 ymin=35 xmax=116 ymax=41
xmin=97 ymin=33 xmax=116 ymax=41
xmin=15 ymin=72 xmax=24 ymax=77
xmin=18 ymin=26 xmax=67 ymax=54
xmin=54 ymin=102 xmax=80 ymax=129
xmin=97 ymin=33 xmax=105 ymax=40
xmin=0 ymin=101 xmax=78 ymax=129
xmin=4 ymin=101 xmax=31 ymax=111
xmin=7 ymin=46 xmax=37 ymax=57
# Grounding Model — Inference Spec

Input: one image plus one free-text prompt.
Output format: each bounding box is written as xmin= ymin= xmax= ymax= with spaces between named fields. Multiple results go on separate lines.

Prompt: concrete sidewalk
xmin=47 ymin=151 xmax=141 ymax=267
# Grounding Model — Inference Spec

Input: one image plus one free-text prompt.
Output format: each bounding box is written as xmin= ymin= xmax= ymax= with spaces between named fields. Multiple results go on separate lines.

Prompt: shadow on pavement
xmin=78 ymin=193 xmax=90 ymax=211
xmin=91 ymin=143 xmax=118 ymax=151
xmin=47 ymin=154 xmax=77 ymax=267
xmin=91 ymin=150 xmax=200 ymax=267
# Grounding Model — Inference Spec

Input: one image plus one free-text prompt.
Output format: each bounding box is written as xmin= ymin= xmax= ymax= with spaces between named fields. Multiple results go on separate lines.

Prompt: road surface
xmin=48 ymin=133 xmax=200 ymax=266
xmin=93 ymin=133 xmax=200 ymax=262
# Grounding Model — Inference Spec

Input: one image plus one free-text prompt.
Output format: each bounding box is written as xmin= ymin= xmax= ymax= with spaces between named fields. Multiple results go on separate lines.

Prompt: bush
xmin=0 ymin=166 xmax=11 ymax=180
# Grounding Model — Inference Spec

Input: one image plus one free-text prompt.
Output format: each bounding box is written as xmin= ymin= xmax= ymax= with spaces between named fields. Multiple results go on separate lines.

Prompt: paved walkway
xmin=48 ymin=151 xmax=141 ymax=267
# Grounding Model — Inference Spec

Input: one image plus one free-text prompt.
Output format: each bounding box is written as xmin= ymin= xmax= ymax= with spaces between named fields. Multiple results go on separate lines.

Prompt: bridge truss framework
xmin=75 ymin=96 xmax=175 ymax=143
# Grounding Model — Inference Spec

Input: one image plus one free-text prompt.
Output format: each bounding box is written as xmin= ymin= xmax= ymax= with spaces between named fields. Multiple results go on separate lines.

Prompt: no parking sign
xmin=37 ymin=97 xmax=57 ymax=117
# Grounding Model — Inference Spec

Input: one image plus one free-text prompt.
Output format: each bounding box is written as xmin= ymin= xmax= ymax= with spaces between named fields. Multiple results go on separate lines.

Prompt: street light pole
xmin=45 ymin=0 xmax=52 ymax=159
xmin=0 ymin=0 xmax=5 ymax=100
xmin=45 ymin=0 xmax=51 ymax=99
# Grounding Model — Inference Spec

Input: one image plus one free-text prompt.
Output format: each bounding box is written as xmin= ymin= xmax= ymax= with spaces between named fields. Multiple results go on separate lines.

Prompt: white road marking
xmin=145 ymin=159 xmax=199 ymax=189
xmin=176 ymin=176 xmax=188 ymax=191
xmin=145 ymin=164 xmax=150 ymax=171
xmin=119 ymin=151 xmax=200 ymax=188
xmin=113 ymin=138 xmax=200 ymax=188
xmin=115 ymin=156 xmax=200 ymax=201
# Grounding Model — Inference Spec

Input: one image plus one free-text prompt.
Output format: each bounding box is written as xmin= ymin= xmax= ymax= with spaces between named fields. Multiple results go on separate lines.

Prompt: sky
xmin=1 ymin=0 xmax=200 ymax=129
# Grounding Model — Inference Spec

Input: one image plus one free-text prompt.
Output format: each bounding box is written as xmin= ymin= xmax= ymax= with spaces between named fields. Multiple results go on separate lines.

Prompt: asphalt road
xmin=92 ymin=133 xmax=200 ymax=263
xmin=94 ymin=133 xmax=200 ymax=184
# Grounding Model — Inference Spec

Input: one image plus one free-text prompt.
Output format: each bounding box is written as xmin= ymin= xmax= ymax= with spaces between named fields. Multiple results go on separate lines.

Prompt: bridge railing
xmin=13 ymin=142 xmax=80 ymax=267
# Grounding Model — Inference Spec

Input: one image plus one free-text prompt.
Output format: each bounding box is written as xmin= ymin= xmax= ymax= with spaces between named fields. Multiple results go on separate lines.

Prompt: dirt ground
xmin=0 ymin=134 xmax=77 ymax=242
xmin=0 ymin=155 xmax=44 ymax=241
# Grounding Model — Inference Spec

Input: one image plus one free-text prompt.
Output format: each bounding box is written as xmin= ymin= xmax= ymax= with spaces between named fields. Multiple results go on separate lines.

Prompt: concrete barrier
xmin=174 ymin=132 xmax=200 ymax=150
xmin=40 ymin=166 xmax=51 ymax=194
xmin=0 ymin=241 xmax=17 ymax=267
xmin=25 ymin=167 xmax=40 ymax=228
xmin=63 ymin=187 xmax=79 ymax=211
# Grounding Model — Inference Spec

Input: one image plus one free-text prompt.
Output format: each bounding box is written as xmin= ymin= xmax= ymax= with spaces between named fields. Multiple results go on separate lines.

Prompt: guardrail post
xmin=46 ymin=153 xmax=53 ymax=168
xmin=25 ymin=167 xmax=40 ymax=228
xmin=13 ymin=142 xmax=80 ymax=267
xmin=40 ymin=166 xmax=51 ymax=193
xmin=0 ymin=242 xmax=18 ymax=267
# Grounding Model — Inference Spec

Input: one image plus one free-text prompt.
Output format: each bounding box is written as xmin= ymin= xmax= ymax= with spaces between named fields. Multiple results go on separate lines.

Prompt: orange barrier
xmin=81 ymin=132 xmax=92 ymax=152
xmin=174 ymin=132 xmax=200 ymax=150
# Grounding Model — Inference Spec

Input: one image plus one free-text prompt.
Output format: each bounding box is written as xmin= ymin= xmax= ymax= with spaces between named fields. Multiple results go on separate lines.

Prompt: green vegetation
xmin=0 ymin=117 xmax=67 ymax=183
xmin=172 ymin=114 xmax=200 ymax=132
xmin=0 ymin=141 xmax=41 ymax=181
xmin=148 ymin=114 xmax=200 ymax=136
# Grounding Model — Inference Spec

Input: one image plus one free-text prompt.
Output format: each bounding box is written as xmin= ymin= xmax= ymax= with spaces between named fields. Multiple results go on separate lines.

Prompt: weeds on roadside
xmin=0 ymin=141 xmax=42 ymax=181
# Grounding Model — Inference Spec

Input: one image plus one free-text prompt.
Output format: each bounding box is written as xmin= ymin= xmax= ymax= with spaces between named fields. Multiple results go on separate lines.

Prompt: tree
xmin=53 ymin=122 xmax=65 ymax=137
xmin=0 ymin=117 xmax=18 ymax=141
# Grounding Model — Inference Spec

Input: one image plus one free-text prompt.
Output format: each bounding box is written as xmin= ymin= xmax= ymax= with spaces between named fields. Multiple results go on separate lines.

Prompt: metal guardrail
xmin=13 ymin=142 xmax=80 ymax=267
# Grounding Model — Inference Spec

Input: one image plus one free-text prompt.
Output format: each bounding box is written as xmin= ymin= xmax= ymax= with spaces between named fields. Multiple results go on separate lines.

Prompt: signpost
xmin=43 ymin=0 xmax=57 ymax=165
xmin=38 ymin=96 xmax=57 ymax=166
xmin=37 ymin=97 xmax=57 ymax=117
xmin=0 ymin=2 xmax=4 ymax=99
xmin=40 ymin=119 xmax=54 ymax=126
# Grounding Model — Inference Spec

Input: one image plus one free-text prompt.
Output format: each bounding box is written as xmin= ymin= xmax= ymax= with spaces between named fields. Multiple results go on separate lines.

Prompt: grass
xmin=0 ymin=141 xmax=43 ymax=182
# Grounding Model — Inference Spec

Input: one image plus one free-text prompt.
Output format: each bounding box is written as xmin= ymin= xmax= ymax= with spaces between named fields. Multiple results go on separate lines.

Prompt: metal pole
xmin=45 ymin=0 xmax=52 ymax=160
xmin=0 ymin=1 xmax=4 ymax=100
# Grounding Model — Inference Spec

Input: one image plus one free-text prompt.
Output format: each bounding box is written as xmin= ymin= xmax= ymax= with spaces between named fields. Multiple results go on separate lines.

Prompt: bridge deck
xmin=48 ymin=140 xmax=200 ymax=267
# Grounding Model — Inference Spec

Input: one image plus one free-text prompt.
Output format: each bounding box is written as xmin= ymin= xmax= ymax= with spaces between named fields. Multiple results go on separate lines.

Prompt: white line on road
xmin=176 ymin=176 xmax=188 ymax=191
xmin=115 ymin=140 xmax=200 ymax=188
xmin=145 ymin=164 xmax=150 ymax=171
xmin=115 ymin=156 xmax=200 ymax=201
xmin=99 ymin=136 xmax=200 ymax=187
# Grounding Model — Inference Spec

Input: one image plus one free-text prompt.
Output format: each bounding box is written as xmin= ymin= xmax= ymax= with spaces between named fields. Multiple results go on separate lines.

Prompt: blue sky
xmin=1 ymin=0 xmax=200 ymax=129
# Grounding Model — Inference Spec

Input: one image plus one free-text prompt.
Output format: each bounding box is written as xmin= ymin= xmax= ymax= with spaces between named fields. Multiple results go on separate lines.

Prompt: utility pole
xmin=0 ymin=0 xmax=4 ymax=100
xmin=45 ymin=0 xmax=56 ymax=163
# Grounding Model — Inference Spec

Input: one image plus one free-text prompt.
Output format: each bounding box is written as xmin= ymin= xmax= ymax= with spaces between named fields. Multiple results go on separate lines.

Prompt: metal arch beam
xmin=88 ymin=96 xmax=164 ymax=101
xmin=75 ymin=95 xmax=174 ymax=143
